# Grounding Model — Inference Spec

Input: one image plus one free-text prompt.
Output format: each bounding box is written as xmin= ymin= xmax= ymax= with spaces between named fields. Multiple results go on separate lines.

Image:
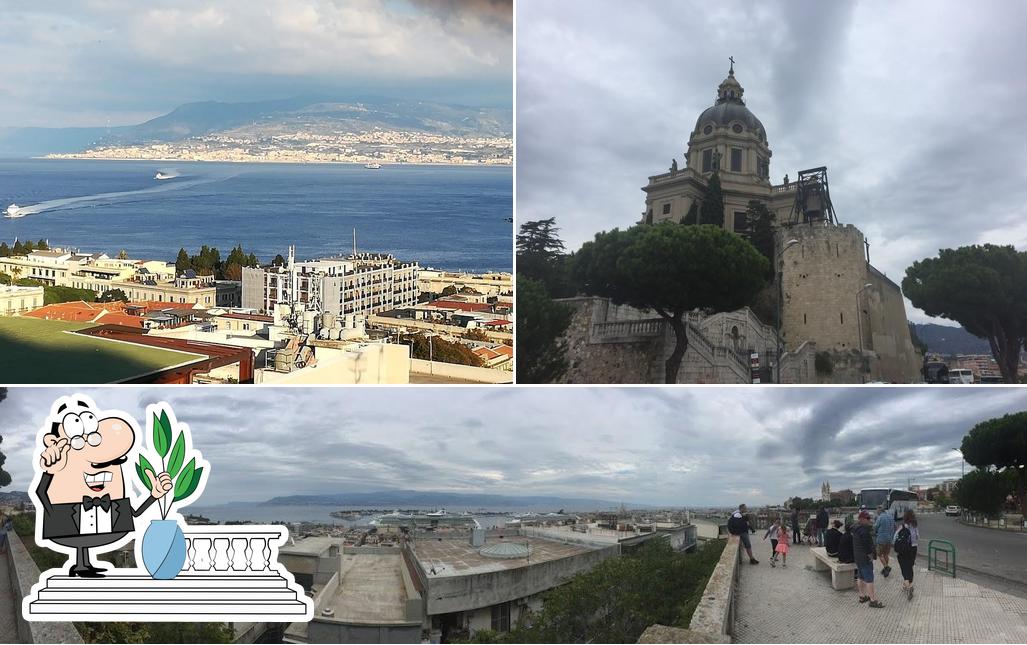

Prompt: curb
xmin=956 ymin=518 xmax=1026 ymax=534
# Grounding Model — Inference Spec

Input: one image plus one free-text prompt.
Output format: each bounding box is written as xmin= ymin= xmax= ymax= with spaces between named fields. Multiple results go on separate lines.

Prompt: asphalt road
xmin=916 ymin=513 xmax=1027 ymax=595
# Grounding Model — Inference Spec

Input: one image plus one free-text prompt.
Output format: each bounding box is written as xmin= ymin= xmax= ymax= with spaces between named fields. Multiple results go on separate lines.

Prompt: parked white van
xmin=948 ymin=368 xmax=974 ymax=384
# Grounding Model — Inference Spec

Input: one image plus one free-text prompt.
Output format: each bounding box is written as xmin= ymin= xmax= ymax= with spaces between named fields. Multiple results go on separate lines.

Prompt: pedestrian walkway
xmin=0 ymin=552 xmax=23 ymax=643
xmin=734 ymin=543 xmax=1027 ymax=643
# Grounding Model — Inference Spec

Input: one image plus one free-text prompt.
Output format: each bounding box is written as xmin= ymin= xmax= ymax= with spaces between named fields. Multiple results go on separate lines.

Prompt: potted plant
xmin=136 ymin=408 xmax=204 ymax=580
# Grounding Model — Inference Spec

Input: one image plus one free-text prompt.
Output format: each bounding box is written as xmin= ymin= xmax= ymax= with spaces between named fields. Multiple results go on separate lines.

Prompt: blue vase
xmin=141 ymin=519 xmax=186 ymax=580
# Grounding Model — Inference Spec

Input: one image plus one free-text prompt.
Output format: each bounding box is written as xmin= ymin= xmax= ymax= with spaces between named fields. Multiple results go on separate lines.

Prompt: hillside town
xmin=45 ymin=129 xmax=513 ymax=166
xmin=0 ymin=243 xmax=513 ymax=384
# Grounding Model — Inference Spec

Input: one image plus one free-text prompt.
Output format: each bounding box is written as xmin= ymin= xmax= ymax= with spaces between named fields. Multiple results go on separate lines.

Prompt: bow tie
xmin=81 ymin=494 xmax=111 ymax=512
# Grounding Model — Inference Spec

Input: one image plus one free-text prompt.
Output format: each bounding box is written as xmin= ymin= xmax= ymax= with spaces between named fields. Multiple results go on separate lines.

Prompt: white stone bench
xmin=810 ymin=547 xmax=856 ymax=590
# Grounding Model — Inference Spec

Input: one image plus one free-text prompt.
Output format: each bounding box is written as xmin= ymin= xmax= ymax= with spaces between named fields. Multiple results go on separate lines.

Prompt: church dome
xmin=693 ymin=66 xmax=765 ymax=140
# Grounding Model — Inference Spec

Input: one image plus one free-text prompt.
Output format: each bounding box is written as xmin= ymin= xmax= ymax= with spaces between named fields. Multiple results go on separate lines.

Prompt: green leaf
xmin=137 ymin=454 xmax=155 ymax=491
xmin=174 ymin=466 xmax=203 ymax=503
xmin=167 ymin=432 xmax=186 ymax=479
xmin=174 ymin=458 xmax=196 ymax=500
xmin=152 ymin=411 xmax=171 ymax=458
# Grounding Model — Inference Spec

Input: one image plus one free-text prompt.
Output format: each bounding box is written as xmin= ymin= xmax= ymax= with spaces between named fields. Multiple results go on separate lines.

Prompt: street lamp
xmin=775 ymin=239 xmax=800 ymax=383
xmin=952 ymin=448 xmax=965 ymax=478
xmin=855 ymin=283 xmax=874 ymax=383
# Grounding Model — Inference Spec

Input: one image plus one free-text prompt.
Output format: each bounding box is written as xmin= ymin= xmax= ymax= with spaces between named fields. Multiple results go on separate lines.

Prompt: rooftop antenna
xmin=352 ymin=228 xmax=357 ymax=257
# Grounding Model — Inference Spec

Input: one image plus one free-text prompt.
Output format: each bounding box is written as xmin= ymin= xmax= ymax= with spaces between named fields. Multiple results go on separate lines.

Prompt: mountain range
xmin=910 ymin=323 xmax=991 ymax=356
xmin=0 ymin=96 xmax=513 ymax=157
xmin=260 ymin=489 xmax=646 ymax=511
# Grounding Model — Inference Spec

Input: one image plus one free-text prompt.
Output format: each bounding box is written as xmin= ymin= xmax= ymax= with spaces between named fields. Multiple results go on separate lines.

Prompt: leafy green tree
xmin=441 ymin=285 xmax=458 ymax=297
xmin=23 ymin=240 xmax=34 ymax=253
xmin=400 ymin=333 xmax=484 ymax=367
xmin=961 ymin=411 xmax=1027 ymax=515
xmin=745 ymin=200 xmax=775 ymax=276
xmin=698 ymin=172 xmax=724 ymax=227
xmin=955 ymin=469 xmax=1012 ymax=516
xmin=903 ymin=244 xmax=1027 ymax=383
xmin=97 ymin=288 xmax=129 ymax=303
xmin=272 ymin=253 xmax=287 ymax=267
xmin=517 ymin=218 xmax=573 ymax=298
xmin=175 ymin=248 xmax=190 ymax=274
xmin=0 ymin=272 xmax=10 ymax=285
xmin=43 ymin=285 xmax=97 ymax=305
xmin=681 ymin=201 xmax=699 ymax=226
xmin=12 ymin=240 xmax=24 ymax=255
xmin=495 ymin=539 xmax=725 ymax=644
xmin=517 ymin=278 xmax=572 ymax=383
xmin=36 ymin=238 xmax=48 ymax=250
xmin=117 ymin=249 xmax=130 ymax=260
xmin=574 ymin=223 xmax=769 ymax=383
xmin=0 ymin=242 xmax=10 ymax=256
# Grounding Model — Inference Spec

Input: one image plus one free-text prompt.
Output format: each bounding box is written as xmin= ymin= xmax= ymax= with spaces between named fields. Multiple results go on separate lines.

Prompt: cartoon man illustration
xmin=35 ymin=397 xmax=173 ymax=578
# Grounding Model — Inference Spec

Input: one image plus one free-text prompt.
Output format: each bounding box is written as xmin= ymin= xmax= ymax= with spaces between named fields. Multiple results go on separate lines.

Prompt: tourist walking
xmin=825 ymin=519 xmax=843 ymax=557
xmin=764 ymin=518 xmax=782 ymax=566
xmin=894 ymin=510 xmax=919 ymax=601
xmin=816 ymin=506 xmax=829 ymax=546
xmin=874 ymin=505 xmax=896 ymax=577
xmin=804 ymin=515 xmax=817 ymax=546
xmin=853 ymin=510 xmax=883 ymax=608
xmin=728 ymin=504 xmax=759 ymax=565
xmin=775 ymin=524 xmax=790 ymax=567
xmin=791 ymin=507 xmax=801 ymax=545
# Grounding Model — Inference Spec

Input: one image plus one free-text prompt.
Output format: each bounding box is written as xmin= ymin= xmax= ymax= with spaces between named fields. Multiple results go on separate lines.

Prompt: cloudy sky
xmin=2 ymin=386 xmax=1021 ymax=507
xmin=516 ymin=0 xmax=1027 ymax=324
xmin=0 ymin=0 xmax=512 ymax=128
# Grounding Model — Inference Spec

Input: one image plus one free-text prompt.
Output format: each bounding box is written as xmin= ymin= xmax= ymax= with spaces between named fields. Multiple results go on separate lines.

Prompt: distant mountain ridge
xmin=0 ymin=96 xmax=512 ymax=157
xmin=911 ymin=323 xmax=991 ymax=356
xmin=261 ymin=489 xmax=646 ymax=511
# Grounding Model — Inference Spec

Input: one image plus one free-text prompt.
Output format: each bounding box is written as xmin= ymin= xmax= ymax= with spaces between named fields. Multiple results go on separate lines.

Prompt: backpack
xmin=894 ymin=526 xmax=913 ymax=556
xmin=727 ymin=514 xmax=743 ymax=535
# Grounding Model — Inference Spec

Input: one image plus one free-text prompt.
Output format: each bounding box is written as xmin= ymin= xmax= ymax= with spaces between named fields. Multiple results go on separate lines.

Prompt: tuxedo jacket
xmin=36 ymin=472 xmax=156 ymax=540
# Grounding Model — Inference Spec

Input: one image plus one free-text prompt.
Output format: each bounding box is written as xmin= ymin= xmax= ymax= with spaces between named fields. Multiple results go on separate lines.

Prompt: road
xmin=917 ymin=513 xmax=1027 ymax=595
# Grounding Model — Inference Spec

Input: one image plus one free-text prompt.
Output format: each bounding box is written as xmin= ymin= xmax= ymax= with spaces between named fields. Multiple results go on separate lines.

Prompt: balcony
xmin=24 ymin=526 xmax=312 ymax=622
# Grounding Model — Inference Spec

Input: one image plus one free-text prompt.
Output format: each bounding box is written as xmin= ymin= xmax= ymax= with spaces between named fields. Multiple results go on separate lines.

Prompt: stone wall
xmin=558 ymin=298 xmax=661 ymax=383
xmin=6 ymin=532 xmax=82 ymax=644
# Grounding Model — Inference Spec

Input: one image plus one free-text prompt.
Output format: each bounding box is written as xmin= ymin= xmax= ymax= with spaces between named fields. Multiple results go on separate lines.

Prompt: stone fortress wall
xmin=778 ymin=223 xmax=921 ymax=383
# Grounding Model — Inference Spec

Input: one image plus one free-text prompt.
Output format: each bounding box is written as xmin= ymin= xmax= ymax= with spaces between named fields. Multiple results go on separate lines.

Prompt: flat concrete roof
xmin=281 ymin=536 xmax=339 ymax=557
xmin=413 ymin=536 xmax=598 ymax=578
xmin=331 ymin=553 xmax=410 ymax=623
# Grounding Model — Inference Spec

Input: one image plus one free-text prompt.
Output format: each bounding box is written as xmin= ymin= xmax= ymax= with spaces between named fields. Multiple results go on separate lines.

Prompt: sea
xmin=0 ymin=159 xmax=512 ymax=272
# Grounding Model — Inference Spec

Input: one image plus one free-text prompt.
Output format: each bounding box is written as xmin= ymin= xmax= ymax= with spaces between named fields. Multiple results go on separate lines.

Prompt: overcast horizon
xmin=516 ymin=0 xmax=1027 ymax=325
xmin=0 ymin=0 xmax=512 ymax=129
xmin=2 ymin=386 xmax=1022 ymax=507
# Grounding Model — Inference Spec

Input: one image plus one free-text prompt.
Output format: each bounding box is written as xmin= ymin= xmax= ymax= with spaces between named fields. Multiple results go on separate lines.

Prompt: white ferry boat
xmin=364 ymin=163 xmax=382 ymax=169
xmin=154 ymin=172 xmax=173 ymax=180
xmin=4 ymin=204 xmax=24 ymax=218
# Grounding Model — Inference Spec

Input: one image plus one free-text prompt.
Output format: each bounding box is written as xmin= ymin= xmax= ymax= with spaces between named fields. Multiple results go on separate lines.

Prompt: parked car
xmin=945 ymin=505 xmax=961 ymax=516
xmin=948 ymin=369 xmax=974 ymax=384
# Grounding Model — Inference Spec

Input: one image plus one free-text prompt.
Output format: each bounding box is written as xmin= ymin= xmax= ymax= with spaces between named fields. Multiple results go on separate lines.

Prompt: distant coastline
xmin=39 ymin=155 xmax=511 ymax=167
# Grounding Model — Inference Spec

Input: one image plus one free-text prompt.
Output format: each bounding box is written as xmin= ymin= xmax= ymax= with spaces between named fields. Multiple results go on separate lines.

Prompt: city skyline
xmin=517 ymin=0 xmax=1027 ymax=324
xmin=0 ymin=0 xmax=513 ymax=129
xmin=1 ymin=386 xmax=1021 ymax=506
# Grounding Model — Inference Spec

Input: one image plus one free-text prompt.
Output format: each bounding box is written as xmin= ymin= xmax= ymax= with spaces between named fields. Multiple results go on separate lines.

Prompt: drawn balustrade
xmin=182 ymin=528 xmax=283 ymax=575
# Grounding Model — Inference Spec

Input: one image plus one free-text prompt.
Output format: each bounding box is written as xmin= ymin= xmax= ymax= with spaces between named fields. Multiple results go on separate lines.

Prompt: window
xmin=733 ymin=211 xmax=748 ymax=232
xmin=731 ymin=148 xmax=742 ymax=172
xmin=703 ymin=125 xmax=713 ymax=135
xmin=757 ymin=157 xmax=768 ymax=178
xmin=840 ymin=312 xmax=844 ymax=325
xmin=662 ymin=203 xmax=671 ymax=215
xmin=491 ymin=603 xmax=511 ymax=632
xmin=732 ymin=124 xmax=744 ymax=134
xmin=702 ymin=148 xmax=713 ymax=172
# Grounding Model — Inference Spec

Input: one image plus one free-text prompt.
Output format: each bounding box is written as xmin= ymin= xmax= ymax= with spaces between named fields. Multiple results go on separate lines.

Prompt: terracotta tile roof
xmin=482 ymin=319 xmax=512 ymax=326
xmin=432 ymin=300 xmax=494 ymax=312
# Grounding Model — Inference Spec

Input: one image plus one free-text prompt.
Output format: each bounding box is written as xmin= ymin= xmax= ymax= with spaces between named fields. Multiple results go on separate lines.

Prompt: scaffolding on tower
xmin=786 ymin=166 xmax=839 ymax=226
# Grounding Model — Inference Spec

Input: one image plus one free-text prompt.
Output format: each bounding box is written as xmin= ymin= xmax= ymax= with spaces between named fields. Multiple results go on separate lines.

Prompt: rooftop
xmin=0 ymin=317 xmax=207 ymax=383
xmin=412 ymin=535 xmax=597 ymax=578
xmin=328 ymin=553 xmax=413 ymax=624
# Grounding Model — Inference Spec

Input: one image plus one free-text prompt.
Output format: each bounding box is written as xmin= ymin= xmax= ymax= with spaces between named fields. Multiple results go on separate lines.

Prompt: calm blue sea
xmin=0 ymin=159 xmax=512 ymax=272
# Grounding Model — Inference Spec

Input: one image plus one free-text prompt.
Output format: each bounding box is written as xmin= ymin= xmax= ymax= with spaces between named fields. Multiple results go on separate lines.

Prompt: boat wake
xmin=4 ymin=172 xmax=232 ymax=219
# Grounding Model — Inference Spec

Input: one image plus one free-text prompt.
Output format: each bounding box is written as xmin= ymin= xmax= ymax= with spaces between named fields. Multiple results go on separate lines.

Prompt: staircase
xmin=28 ymin=573 xmax=308 ymax=619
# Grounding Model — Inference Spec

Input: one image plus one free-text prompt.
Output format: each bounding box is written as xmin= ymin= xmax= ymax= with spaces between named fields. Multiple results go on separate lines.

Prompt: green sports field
xmin=0 ymin=317 xmax=206 ymax=383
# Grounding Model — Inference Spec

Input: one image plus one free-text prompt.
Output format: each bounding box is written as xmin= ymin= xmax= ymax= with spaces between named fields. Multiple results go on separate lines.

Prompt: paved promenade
xmin=734 ymin=542 xmax=1027 ymax=643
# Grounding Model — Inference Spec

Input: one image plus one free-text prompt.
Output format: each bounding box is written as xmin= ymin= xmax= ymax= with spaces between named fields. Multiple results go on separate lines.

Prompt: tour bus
xmin=948 ymin=368 xmax=974 ymax=384
xmin=856 ymin=488 xmax=919 ymax=518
